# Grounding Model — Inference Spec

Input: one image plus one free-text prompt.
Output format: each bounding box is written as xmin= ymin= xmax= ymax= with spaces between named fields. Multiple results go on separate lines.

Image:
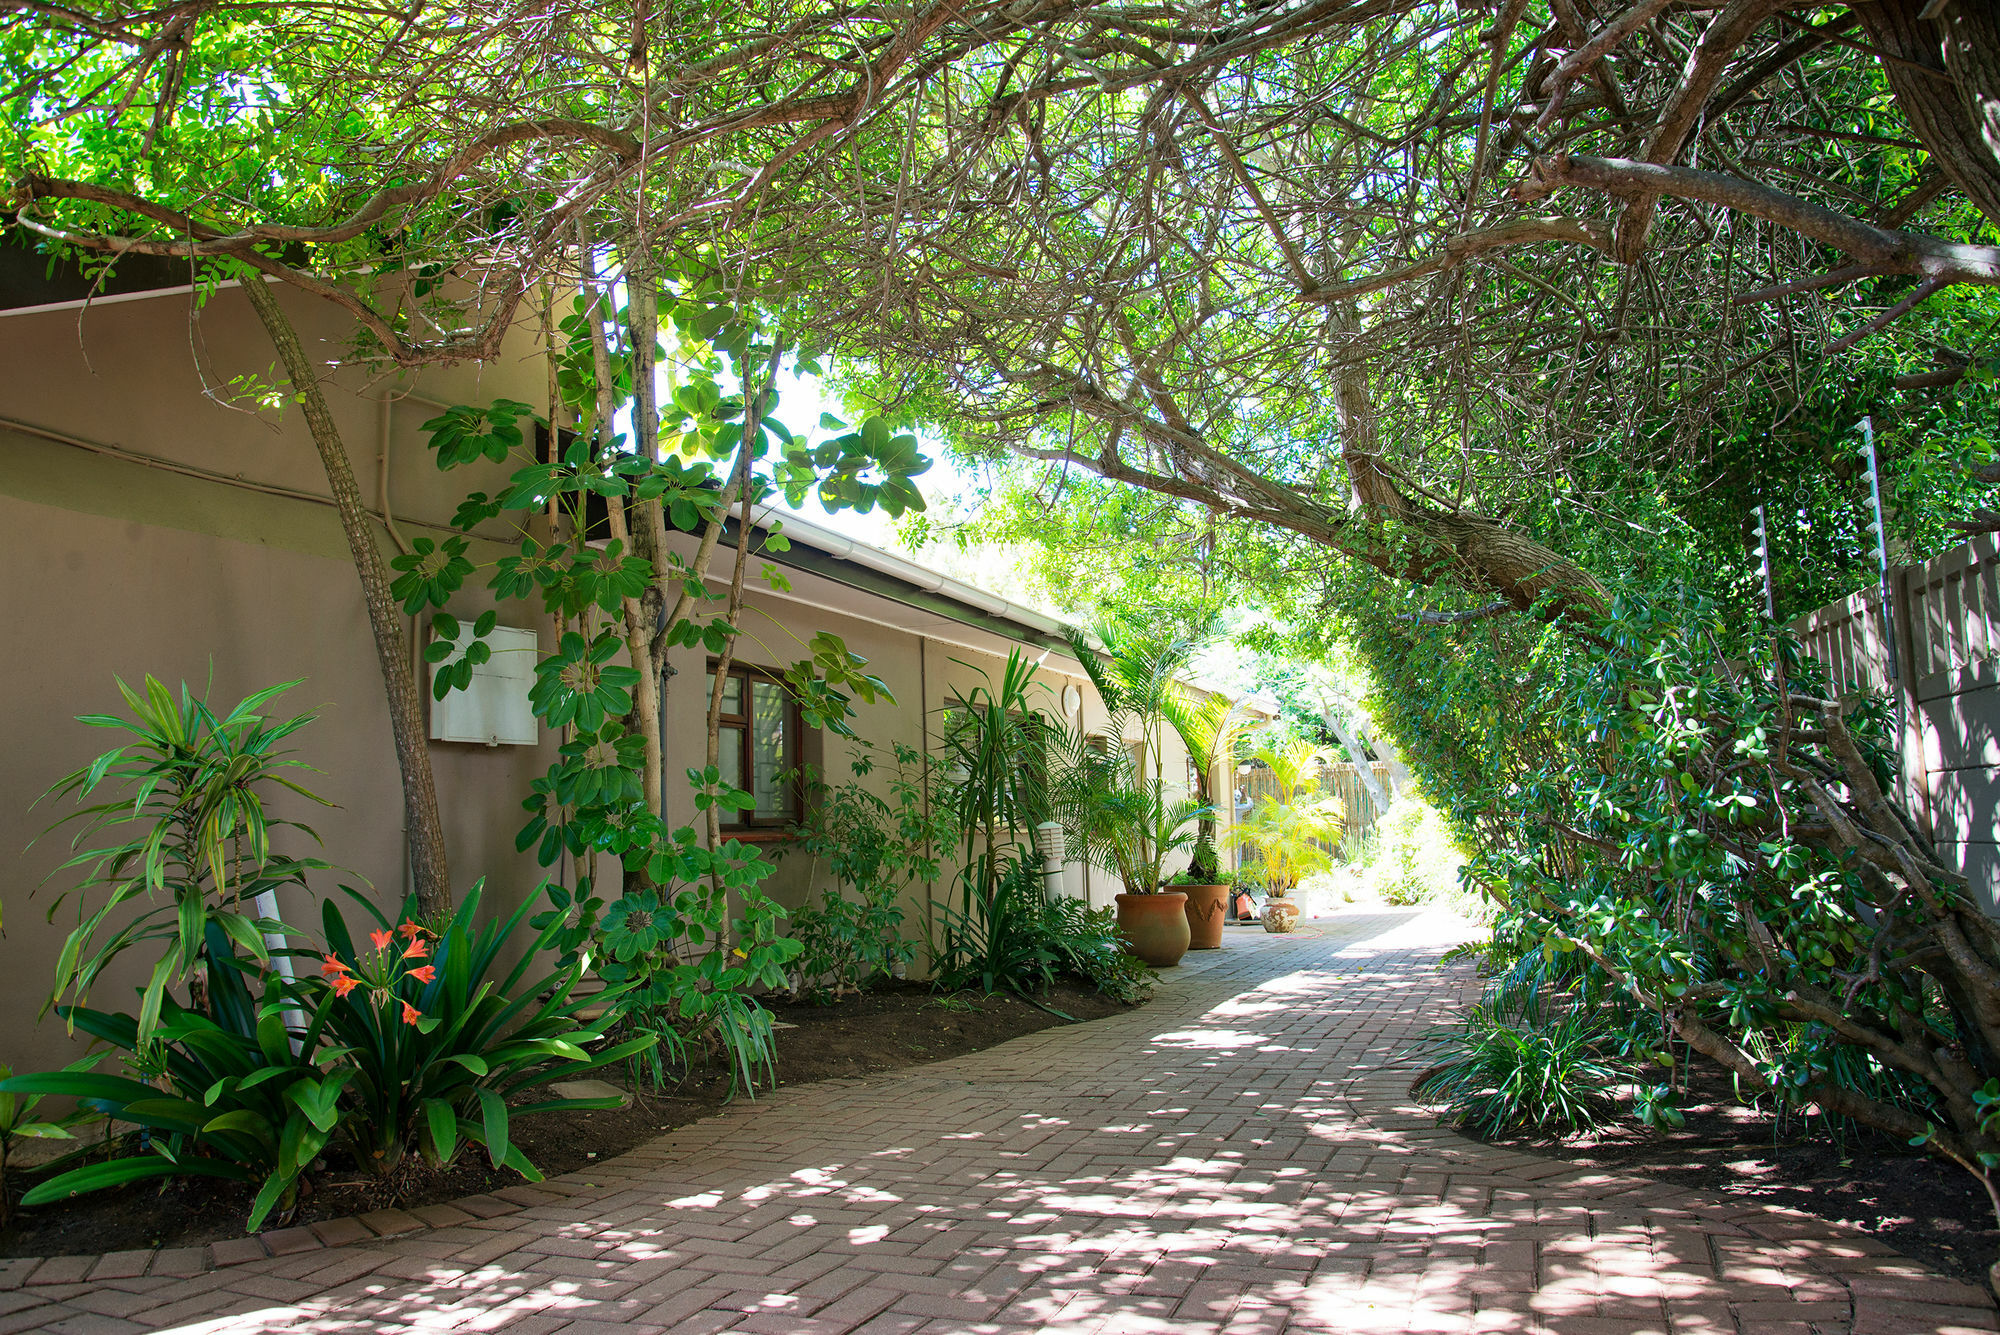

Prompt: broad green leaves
xmin=778 ymin=414 xmax=932 ymax=518
xmin=420 ymin=401 xmax=536 ymax=469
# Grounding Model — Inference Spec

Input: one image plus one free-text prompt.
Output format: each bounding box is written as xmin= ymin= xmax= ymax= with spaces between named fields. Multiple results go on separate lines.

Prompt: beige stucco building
xmin=0 ymin=260 xmax=1262 ymax=1074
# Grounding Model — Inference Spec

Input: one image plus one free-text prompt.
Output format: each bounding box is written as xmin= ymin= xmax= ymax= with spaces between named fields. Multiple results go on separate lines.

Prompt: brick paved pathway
xmin=7 ymin=908 xmax=1997 ymax=1334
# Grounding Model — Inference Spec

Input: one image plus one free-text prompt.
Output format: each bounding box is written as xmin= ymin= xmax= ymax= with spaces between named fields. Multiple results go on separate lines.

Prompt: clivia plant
xmin=4 ymin=884 xmax=651 ymax=1229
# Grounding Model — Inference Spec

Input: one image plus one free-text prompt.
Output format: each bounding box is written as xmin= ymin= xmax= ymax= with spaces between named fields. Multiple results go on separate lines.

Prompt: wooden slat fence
xmin=1793 ymin=531 xmax=2000 ymax=909
xmin=1233 ymin=760 xmax=1395 ymax=868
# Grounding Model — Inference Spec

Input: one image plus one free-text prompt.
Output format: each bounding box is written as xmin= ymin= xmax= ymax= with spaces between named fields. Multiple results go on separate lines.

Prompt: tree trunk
xmin=241 ymin=277 xmax=453 ymax=917
xmin=704 ymin=444 xmax=758 ymax=857
xmin=1320 ymin=708 xmax=1392 ymax=818
xmin=1858 ymin=0 xmax=2000 ymax=230
xmin=578 ymin=246 xmax=666 ymax=830
xmin=623 ymin=248 xmax=670 ymax=818
xmin=1329 ymin=302 xmax=1609 ymax=625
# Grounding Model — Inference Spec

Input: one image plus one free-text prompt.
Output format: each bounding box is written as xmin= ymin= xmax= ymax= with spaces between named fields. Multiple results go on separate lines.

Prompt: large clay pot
xmin=1116 ymin=892 xmax=1191 ymax=967
xmin=1180 ymin=884 xmax=1231 ymax=950
xmin=1262 ymin=894 xmax=1300 ymax=934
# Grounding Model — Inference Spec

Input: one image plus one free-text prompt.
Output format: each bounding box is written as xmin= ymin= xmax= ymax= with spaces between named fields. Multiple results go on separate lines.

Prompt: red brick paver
xmin=9 ymin=909 xmax=1994 ymax=1333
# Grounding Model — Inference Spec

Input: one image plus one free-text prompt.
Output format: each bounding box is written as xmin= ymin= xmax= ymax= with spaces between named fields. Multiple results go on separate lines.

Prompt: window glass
xmin=707 ymin=671 xmax=744 ymax=716
xmin=710 ymin=666 xmax=801 ymax=829
xmin=717 ymin=725 xmax=744 ymax=793
xmin=750 ymin=679 xmax=790 ymax=818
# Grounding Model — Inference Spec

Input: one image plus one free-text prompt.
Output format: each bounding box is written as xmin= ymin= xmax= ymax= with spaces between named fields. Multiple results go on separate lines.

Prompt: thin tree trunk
xmin=1320 ymin=708 xmax=1392 ymax=817
xmin=241 ymin=277 xmax=452 ymax=917
xmin=623 ymin=247 xmax=670 ymax=815
xmin=702 ymin=344 xmax=783 ymax=854
xmin=578 ymin=242 xmax=668 ymax=851
xmin=704 ymin=444 xmax=758 ymax=855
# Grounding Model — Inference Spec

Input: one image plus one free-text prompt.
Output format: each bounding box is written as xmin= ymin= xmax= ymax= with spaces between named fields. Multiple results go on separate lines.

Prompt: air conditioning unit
xmin=428 ymin=625 xmax=539 ymax=746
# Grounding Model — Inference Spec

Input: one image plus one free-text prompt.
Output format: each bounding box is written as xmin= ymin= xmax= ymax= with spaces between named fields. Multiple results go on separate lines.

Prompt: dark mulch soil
xmin=0 ymin=980 xmax=1136 ymax=1259
xmin=1456 ymin=1057 xmax=2000 ymax=1286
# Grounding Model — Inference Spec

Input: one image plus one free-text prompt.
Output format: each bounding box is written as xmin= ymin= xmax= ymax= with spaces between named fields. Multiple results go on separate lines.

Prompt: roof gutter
xmin=761 ymin=507 xmax=1073 ymax=642
xmin=760 ymin=510 xmax=1279 ymax=714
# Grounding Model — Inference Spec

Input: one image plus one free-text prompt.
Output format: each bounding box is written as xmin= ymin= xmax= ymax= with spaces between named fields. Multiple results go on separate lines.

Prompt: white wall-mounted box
xmin=429 ymin=625 xmax=539 ymax=746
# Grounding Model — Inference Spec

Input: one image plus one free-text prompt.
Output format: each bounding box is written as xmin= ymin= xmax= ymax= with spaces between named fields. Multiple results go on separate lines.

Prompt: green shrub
xmin=8 ymin=964 xmax=336 ymax=1229
xmin=6 ymin=886 xmax=652 ymax=1230
xmin=1361 ymin=797 xmax=1467 ymax=908
xmin=0 ymin=1060 xmax=80 ymax=1225
xmin=785 ymin=743 xmax=950 ymax=1000
xmin=1414 ymin=1001 xmax=1631 ymax=1138
xmin=932 ymin=852 xmax=1153 ymax=1003
xmin=535 ymin=824 xmax=801 ymax=1097
xmin=1035 ymin=897 xmax=1153 ymax=1003
xmin=933 ymin=851 xmax=1060 ymax=995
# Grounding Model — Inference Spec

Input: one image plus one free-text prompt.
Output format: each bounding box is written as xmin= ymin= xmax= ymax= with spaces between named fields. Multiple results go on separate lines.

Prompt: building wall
xmin=656 ymin=590 xmax=1204 ymax=966
xmin=0 ymin=281 xmax=1229 ymax=1076
xmin=0 ymin=283 xmax=559 ymax=1074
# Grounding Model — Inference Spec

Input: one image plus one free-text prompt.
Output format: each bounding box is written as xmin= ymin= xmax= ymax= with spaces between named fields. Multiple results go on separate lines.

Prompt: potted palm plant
xmin=1056 ymin=622 xmax=1213 ymax=967
xmin=1225 ymin=738 xmax=1345 ymax=932
xmin=1162 ymin=686 xmax=1244 ymax=949
xmin=1064 ymin=766 xmax=1209 ymax=966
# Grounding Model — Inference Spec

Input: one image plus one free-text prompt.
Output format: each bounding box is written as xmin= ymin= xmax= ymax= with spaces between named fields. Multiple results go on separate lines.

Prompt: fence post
xmin=1893 ymin=562 xmax=1933 ymax=842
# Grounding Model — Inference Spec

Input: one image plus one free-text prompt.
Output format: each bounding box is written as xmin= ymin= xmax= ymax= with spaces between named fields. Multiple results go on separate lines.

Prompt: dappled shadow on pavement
xmin=15 ymin=910 xmax=1998 ymax=1334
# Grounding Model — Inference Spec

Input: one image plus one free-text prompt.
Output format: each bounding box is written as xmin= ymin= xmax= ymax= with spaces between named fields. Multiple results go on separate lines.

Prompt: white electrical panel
xmin=429 ymin=625 xmax=539 ymax=746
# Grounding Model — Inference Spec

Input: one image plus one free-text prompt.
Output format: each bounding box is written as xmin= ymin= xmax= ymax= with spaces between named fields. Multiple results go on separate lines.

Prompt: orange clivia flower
xmin=406 ymin=964 xmax=437 ymax=985
xmin=398 ymin=921 xmax=425 ymax=941
xmin=400 ymin=1000 xmax=422 ymax=1026
xmin=369 ymin=929 xmax=395 ymax=951
xmin=402 ymin=937 xmax=431 ymax=960
xmin=320 ymin=954 xmax=352 ymax=977
xmin=330 ymin=973 xmax=362 ymax=998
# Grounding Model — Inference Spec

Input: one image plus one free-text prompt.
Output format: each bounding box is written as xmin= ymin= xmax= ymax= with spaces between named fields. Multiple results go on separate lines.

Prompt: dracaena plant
xmin=4 ymin=924 xmax=352 ymax=1232
xmin=32 ymin=677 xmax=334 ymax=1049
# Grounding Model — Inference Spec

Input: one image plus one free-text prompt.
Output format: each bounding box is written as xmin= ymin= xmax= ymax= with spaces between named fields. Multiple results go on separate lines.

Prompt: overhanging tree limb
xmin=239 ymin=275 xmax=453 ymax=917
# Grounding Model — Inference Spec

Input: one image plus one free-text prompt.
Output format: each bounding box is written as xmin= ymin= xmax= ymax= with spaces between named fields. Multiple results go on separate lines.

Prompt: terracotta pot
xmin=1179 ymin=883 xmax=1231 ymax=950
xmin=1262 ymin=895 xmax=1300 ymax=934
xmin=1116 ymin=892 xmax=1191 ymax=967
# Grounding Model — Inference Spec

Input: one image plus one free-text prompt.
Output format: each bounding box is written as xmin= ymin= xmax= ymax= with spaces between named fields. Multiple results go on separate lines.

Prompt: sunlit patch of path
xmin=11 ymin=909 xmax=1996 ymax=1333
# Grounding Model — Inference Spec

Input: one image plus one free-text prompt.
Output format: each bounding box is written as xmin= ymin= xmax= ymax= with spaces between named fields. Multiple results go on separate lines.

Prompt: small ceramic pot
xmin=1262 ymin=894 xmax=1300 ymax=934
xmin=1116 ymin=892 xmax=1191 ymax=967
xmin=1179 ymin=883 xmax=1231 ymax=950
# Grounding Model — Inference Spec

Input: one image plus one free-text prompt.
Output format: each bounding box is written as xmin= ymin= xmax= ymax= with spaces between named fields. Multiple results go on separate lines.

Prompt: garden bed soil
xmin=1457 ymin=1058 xmax=2000 ymax=1287
xmin=1 ymin=980 xmax=1137 ymax=1259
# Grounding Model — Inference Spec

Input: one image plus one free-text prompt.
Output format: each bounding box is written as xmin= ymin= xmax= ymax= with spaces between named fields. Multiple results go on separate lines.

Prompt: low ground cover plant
xmin=1415 ymin=948 xmax=1642 ymax=1138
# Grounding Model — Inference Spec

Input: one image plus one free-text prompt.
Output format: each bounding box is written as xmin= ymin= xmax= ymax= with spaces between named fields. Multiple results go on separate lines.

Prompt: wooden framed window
xmin=939 ymin=704 xmax=1049 ymax=827
xmin=707 ymin=664 xmax=803 ymax=830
